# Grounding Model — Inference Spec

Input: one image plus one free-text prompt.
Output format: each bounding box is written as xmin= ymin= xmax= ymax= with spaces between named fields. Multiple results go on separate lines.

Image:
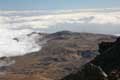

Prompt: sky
xmin=0 ymin=0 xmax=120 ymax=10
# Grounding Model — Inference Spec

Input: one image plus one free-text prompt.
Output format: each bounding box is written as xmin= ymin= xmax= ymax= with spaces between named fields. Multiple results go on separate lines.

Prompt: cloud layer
xmin=0 ymin=9 xmax=120 ymax=57
xmin=0 ymin=9 xmax=120 ymax=30
xmin=0 ymin=29 xmax=42 ymax=57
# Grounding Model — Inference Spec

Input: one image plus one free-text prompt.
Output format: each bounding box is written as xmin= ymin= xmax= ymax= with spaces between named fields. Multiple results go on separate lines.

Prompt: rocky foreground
xmin=0 ymin=31 xmax=118 ymax=80
xmin=61 ymin=36 xmax=120 ymax=80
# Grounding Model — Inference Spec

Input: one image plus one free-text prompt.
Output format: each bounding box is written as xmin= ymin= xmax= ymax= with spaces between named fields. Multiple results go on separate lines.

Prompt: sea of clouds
xmin=0 ymin=9 xmax=120 ymax=57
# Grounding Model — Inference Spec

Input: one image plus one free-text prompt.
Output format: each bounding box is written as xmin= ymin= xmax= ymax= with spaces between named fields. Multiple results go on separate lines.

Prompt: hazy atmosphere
xmin=0 ymin=0 xmax=120 ymax=56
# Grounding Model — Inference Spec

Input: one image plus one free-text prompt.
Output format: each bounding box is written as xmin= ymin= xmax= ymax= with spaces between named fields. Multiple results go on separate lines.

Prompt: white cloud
xmin=0 ymin=9 xmax=120 ymax=57
xmin=1 ymin=9 xmax=120 ymax=30
xmin=0 ymin=28 xmax=43 ymax=57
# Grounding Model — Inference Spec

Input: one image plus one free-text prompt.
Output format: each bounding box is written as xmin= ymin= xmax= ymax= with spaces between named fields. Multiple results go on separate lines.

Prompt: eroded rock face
xmin=91 ymin=37 xmax=120 ymax=72
xmin=61 ymin=37 xmax=120 ymax=80
xmin=91 ymin=37 xmax=120 ymax=80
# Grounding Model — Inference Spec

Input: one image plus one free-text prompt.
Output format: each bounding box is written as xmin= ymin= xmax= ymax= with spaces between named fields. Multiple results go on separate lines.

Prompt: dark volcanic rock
xmin=91 ymin=37 xmax=120 ymax=80
xmin=61 ymin=37 xmax=120 ymax=80
xmin=91 ymin=37 xmax=120 ymax=73
xmin=61 ymin=63 xmax=107 ymax=80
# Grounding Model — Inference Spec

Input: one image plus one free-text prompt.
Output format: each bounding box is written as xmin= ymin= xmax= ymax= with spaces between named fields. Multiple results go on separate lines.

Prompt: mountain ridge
xmin=0 ymin=31 xmax=117 ymax=80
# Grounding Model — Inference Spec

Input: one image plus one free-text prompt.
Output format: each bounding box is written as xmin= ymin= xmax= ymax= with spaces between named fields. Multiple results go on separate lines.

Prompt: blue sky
xmin=0 ymin=0 xmax=120 ymax=10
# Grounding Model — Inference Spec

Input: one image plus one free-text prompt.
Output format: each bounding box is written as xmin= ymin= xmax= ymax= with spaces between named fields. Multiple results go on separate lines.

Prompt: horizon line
xmin=0 ymin=8 xmax=120 ymax=11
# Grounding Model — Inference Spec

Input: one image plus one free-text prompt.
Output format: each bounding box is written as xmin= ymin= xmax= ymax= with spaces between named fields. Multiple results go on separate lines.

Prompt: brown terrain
xmin=61 ymin=36 xmax=120 ymax=80
xmin=0 ymin=31 xmax=117 ymax=80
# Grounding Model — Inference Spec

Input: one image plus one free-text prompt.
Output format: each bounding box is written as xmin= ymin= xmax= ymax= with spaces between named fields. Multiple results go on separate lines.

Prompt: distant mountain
xmin=0 ymin=31 xmax=117 ymax=80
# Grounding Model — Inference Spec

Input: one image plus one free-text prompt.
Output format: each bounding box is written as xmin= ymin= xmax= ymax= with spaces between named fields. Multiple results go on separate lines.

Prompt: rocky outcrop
xmin=91 ymin=37 xmax=120 ymax=80
xmin=61 ymin=37 xmax=120 ymax=80
xmin=92 ymin=37 xmax=120 ymax=71
xmin=61 ymin=63 xmax=108 ymax=80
